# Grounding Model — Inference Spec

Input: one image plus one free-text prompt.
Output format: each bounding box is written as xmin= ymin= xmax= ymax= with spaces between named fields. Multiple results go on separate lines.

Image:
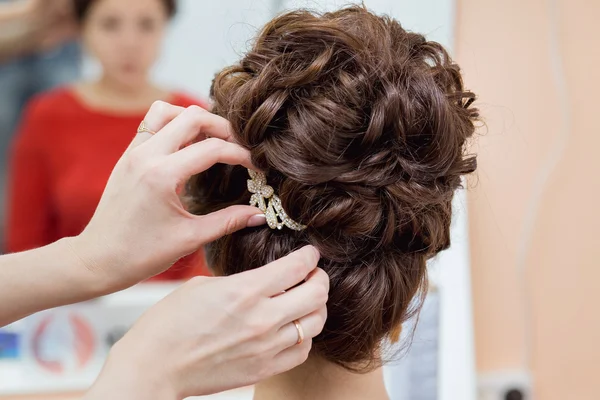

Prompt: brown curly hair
xmin=187 ymin=5 xmax=477 ymax=371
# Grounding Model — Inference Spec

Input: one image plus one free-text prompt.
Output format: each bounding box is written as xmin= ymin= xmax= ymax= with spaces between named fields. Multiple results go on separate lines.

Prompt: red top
xmin=5 ymin=87 xmax=210 ymax=280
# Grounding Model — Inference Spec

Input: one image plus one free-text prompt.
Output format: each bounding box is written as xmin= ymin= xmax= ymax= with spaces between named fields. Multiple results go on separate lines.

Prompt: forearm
xmin=83 ymin=341 xmax=178 ymax=400
xmin=0 ymin=237 xmax=112 ymax=327
xmin=0 ymin=1 xmax=37 ymax=62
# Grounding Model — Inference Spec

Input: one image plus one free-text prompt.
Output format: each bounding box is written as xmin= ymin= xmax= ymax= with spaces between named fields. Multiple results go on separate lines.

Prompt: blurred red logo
xmin=31 ymin=313 xmax=95 ymax=374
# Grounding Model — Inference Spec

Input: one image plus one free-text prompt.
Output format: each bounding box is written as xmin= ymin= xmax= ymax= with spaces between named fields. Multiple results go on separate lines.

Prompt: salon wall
xmin=456 ymin=0 xmax=600 ymax=398
xmin=151 ymin=0 xmax=273 ymax=97
xmin=140 ymin=0 xmax=456 ymax=97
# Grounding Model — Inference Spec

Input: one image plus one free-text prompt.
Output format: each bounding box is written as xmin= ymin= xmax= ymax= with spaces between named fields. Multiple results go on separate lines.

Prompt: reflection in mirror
xmin=0 ymin=1 xmax=476 ymax=399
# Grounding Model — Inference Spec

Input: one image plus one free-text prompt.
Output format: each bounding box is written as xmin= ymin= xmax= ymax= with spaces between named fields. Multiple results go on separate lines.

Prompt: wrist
xmin=62 ymin=235 xmax=124 ymax=296
xmin=86 ymin=340 xmax=179 ymax=400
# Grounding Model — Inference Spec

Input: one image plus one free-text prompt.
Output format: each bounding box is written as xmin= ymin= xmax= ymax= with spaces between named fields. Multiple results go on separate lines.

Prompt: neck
xmin=96 ymin=74 xmax=154 ymax=99
xmin=76 ymin=75 xmax=168 ymax=114
xmin=253 ymin=356 xmax=389 ymax=400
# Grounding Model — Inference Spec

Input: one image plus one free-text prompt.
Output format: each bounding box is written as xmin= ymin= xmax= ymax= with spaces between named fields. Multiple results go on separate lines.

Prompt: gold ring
xmin=293 ymin=319 xmax=304 ymax=345
xmin=137 ymin=120 xmax=156 ymax=135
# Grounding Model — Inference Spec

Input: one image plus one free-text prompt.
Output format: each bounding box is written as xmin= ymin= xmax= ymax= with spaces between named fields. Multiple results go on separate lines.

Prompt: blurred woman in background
xmin=5 ymin=0 xmax=209 ymax=280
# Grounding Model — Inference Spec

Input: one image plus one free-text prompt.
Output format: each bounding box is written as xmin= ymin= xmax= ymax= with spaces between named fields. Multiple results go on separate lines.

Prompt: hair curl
xmin=187 ymin=5 xmax=477 ymax=371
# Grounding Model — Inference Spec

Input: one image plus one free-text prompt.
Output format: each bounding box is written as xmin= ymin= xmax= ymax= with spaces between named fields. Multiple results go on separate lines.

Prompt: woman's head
xmin=73 ymin=0 xmax=176 ymax=88
xmin=188 ymin=6 xmax=477 ymax=371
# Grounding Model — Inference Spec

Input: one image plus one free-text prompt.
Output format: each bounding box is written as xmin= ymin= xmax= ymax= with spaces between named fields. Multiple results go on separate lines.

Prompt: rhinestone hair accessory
xmin=247 ymin=169 xmax=307 ymax=231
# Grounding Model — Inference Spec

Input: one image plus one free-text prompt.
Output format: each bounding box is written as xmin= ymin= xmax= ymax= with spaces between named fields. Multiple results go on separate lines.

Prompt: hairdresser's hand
xmin=70 ymin=102 xmax=265 ymax=291
xmin=22 ymin=0 xmax=77 ymax=52
xmin=86 ymin=246 xmax=327 ymax=399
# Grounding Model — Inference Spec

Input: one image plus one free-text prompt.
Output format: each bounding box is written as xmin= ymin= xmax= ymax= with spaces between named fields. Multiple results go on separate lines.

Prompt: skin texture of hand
xmin=71 ymin=102 xmax=267 ymax=292
xmin=85 ymin=246 xmax=328 ymax=400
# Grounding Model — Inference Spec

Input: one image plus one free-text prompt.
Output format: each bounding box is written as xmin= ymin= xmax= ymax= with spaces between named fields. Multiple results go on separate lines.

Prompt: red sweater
xmin=6 ymin=88 xmax=210 ymax=280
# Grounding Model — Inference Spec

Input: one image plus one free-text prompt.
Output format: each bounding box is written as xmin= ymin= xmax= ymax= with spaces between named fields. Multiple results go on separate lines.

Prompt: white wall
xmin=150 ymin=0 xmax=456 ymax=97
xmin=279 ymin=0 xmax=454 ymax=44
xmin=152 ymin=0 xmax=276 ymax=98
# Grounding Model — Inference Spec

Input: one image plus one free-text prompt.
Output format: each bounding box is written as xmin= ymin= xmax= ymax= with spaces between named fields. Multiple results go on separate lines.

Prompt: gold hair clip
xmin=247 ymin=169 xmax=307 ymax=231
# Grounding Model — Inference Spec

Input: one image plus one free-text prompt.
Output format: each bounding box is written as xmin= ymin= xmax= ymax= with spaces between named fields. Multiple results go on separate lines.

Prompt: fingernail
xmin=247 ymin=214 xmax=266 ymax=227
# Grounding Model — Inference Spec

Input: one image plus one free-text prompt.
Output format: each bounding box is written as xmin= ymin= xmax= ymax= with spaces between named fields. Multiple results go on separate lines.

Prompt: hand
xmin=86 ymin=246 xmax=328 ymax=399
xmin=70 ymin=102 xmax=266 ymax=291
xmin=22 ymin=0 xmax=77 ymax=52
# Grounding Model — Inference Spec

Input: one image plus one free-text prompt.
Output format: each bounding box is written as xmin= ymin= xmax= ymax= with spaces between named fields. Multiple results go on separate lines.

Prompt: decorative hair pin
xmin=247 ymin=169 xmax=306 ymax=231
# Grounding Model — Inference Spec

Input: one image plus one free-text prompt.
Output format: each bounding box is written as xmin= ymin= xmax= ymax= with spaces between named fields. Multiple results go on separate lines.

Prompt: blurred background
xmin=0 ymin=0 xmax=597 ymax=399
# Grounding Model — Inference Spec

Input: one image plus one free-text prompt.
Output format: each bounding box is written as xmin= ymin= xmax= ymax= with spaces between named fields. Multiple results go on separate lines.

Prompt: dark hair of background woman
xmin=73 ymin=0 xmax=177 ymax=22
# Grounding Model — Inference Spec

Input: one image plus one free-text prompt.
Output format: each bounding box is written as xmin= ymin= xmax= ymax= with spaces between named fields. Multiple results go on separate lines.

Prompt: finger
xmin=271 ymin=268 xmax=329 ymax=325
xmin=275 ymin=307 xmax=327 ymax=350
xmin=240 ymin=246 xmax=321 ymax=297
xmin=145 ymin=101 xmax=187 ymax=132
xmin=271 ymin=340 xmax=313 ymax=376
xmin=191 ymin=205 xmax=266 ymax=244
xmin=127 ymin=101 xmax=186 ymax=151
xmin=306 ymin=265 xmax=330 ymax=293
xmin=165 ymin=138 xmax=253 ymax=181
xmin=151 ymin=105 xmax=235 ymax=154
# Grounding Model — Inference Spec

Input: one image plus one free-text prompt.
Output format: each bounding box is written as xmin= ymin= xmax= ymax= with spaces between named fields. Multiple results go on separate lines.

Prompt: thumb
xmin=193 ymin=205 xmax=266 ymax=244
